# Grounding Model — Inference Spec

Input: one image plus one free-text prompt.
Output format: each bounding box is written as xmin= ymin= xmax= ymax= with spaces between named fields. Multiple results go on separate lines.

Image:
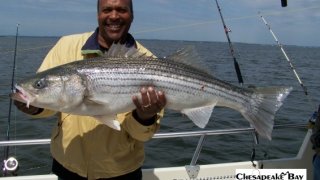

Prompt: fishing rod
xmin=2 ymin=24 xmax=20 ymax=176
xmin=259 ymin=13 xmax=320 ymax=128
xmin=259 ymin=14 xmax=316 ymax=106
xmin=214 ymin=1 xmax=261 ymax=164
xmin=214 ymin=0 xmax=244 ymax=86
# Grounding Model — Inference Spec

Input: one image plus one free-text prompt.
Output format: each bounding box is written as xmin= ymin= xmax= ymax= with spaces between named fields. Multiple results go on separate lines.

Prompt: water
xmin=0 ymin=36 xmax=319 ymax=175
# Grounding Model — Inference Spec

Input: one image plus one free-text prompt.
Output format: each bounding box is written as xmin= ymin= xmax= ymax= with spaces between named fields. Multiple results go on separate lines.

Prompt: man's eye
xmin=103 ymin=10 xmax=110 ymax=13
xmin=102 ymin=7 xmax=112 ymax=13
xmin=117 ymin=8 xmax=128 ymax=13
xmin=33 ymin=79 xmax=46 ymax=89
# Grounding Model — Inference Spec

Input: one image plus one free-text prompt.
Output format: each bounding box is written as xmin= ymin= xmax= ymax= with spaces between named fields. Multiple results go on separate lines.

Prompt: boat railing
xmin=0 ymin=123 xmax=307 ymax=147
xmin=0 ymin=123 xmax=307 ymax=169
xmin=0 ymin=123 xmax=307 ymax=178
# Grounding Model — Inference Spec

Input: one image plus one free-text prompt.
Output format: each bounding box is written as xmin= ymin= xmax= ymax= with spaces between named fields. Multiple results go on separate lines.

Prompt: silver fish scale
xmin=12 ymin=45 xmax=291 ymax=139
xmin=73 ymin=56 xmax=253 ymax=108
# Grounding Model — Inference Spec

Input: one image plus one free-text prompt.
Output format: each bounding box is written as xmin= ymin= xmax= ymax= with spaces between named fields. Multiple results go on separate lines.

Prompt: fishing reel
xmin=2 ymin=157 xmax=19 ymax=175
xmin=281 ymin=0 xmax=287 ymax=7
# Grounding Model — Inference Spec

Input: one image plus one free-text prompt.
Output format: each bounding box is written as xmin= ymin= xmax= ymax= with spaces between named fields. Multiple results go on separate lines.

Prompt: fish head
xmin=10 ymin=72 xmax=86 ymax=111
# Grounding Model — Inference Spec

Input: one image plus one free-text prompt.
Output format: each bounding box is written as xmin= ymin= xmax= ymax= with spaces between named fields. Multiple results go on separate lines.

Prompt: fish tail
xmin=242 ymin=86 xmax=292 ymax=140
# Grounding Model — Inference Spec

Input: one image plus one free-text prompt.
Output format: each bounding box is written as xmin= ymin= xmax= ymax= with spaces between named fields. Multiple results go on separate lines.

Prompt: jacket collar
xmin=81 ymin=28 xmax=136 ymax=56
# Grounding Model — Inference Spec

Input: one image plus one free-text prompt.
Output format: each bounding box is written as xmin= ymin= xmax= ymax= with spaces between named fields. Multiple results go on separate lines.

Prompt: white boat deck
xmin=0 ymin=127 xmax=313 ymax=180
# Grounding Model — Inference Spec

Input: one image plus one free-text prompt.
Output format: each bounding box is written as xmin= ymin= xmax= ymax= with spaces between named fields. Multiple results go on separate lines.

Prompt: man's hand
xmin=132 ymin=86 xmax=166 ymax=121
xmin=14 ymin=100 xmax=42 ymax=115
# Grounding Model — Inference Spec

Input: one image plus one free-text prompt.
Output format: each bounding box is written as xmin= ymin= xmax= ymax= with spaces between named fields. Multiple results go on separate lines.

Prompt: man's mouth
xmin=107 ymin=23 xmax=121 ymax=31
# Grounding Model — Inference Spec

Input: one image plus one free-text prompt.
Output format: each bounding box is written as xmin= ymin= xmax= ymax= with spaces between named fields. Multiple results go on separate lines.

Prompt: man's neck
xmin=98 ymin=34 xmax=127 ymax=49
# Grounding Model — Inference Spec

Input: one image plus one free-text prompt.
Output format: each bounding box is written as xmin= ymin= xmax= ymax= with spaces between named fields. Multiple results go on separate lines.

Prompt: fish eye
xmin=33 ymin=78 xmax=47 ymax=89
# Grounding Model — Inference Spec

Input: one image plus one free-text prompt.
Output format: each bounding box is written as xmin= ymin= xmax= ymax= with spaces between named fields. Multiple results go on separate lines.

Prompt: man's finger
xmin=140 ymin=87 xmax=150 ymax=106
xmin=157 ymin=91 xmax=166 ymax=108
xmin=148 ymin=87 xmax=158 ymax=104
xmin=132 ymin=95 xmax=142 ymax=110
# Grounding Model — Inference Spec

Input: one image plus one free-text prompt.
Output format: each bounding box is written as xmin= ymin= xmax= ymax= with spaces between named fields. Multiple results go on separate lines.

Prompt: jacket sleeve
xmin=117 ymin=110 xmax=163 ymax=142
xmin=27 ymin=38 xmax=63 ymax=118
xmin=30 ymin=34 xmax=87 ymax=118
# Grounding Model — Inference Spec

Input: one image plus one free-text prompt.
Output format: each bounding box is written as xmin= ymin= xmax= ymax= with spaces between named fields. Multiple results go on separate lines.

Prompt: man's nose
xmin=110 ymin=10 xmax=119 ymax=19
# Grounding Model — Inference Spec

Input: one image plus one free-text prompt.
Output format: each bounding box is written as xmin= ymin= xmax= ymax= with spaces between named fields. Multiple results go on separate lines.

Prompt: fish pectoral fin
xmin=181 ymin=103 xmax=216 ymax=128
xmin=85 ymin=96 xmax=109 ymax=105
xmin=93 ymin=115 xmax=121 ymax=131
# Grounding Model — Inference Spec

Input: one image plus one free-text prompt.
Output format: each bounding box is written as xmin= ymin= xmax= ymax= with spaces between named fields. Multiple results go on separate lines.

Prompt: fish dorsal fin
xmin=166 ymin=46 xmax=212 ymax=76
xmin=166 ymin=46 xmax=199 ymax=65
xmin=107 ymin=43 xmax=147 ymax=58
xmin=181 ymin=103 xmax=216 ymax=128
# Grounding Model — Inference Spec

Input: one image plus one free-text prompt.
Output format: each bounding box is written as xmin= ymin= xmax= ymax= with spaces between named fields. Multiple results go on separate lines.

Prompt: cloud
xmin=20 ymin=0 xmax=95 ymax=13
xmin=1 ymin=0 xmax=319 ymax=46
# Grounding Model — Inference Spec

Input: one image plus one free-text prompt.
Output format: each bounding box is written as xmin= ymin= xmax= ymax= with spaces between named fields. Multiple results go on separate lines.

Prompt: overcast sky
xmin=1 ymin=0 xmax=319 ymax=46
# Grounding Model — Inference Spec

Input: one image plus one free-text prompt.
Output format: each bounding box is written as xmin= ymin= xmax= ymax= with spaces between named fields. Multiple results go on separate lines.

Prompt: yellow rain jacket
xmin=33 ymin=30 xmax=162 ymax=179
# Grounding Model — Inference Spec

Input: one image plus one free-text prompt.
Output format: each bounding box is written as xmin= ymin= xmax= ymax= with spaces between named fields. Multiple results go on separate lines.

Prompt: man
xmin=311 ymin=105 xmax=320 ymax=180
xmin=14 ymin=0 xmax=166 ymax=179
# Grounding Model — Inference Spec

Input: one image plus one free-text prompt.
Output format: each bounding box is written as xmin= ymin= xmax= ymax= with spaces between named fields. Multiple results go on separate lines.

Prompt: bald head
xmin=97 ymin=0 xmax=133 ymax=14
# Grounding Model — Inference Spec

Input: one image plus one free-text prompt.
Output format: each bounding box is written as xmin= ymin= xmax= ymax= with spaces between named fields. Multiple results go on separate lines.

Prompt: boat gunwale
xmin=0 ymin=123 xmax=307 ymax=147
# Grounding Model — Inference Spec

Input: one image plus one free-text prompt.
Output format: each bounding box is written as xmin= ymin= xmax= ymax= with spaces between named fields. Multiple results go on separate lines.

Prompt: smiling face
xmin=97 ymin=0 xmax=133 ymax=48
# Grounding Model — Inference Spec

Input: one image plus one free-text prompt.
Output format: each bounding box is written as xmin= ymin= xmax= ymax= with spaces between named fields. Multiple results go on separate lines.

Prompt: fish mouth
xmin=10 ymin=85 xmax=34 ymax=108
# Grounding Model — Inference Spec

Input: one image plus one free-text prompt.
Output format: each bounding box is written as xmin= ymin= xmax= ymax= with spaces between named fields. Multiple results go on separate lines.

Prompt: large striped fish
xmin=10 ymin=44 xmax=292 ymax=140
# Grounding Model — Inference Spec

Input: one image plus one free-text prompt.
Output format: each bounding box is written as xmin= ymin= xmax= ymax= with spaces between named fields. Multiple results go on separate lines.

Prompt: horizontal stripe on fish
xmin=10 ymin=43 xmax=292 ymax=140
